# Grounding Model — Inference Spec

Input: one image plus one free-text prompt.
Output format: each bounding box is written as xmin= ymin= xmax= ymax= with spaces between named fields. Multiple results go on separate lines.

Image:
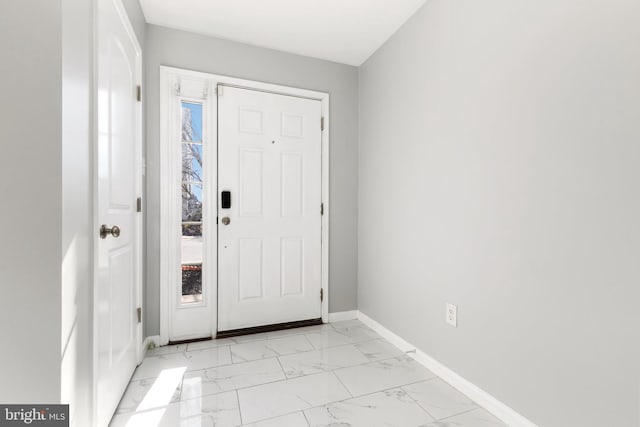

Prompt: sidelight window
xmin=180 ymin=101 xmax=204 ymax=304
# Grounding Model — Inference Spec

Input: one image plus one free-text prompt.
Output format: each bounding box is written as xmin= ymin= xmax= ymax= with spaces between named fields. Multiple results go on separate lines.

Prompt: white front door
xmin=218 ymin=86 xmax=323 ymax=331
xmin=96 ymin=0 xmax=141 ymax=424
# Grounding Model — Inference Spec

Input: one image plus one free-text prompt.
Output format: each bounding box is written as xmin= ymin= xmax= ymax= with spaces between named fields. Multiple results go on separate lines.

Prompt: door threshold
xmin=217 ymin=318 xmax=323 ymax=339
xmin=168 ymin=336 xmax=215 ymax=346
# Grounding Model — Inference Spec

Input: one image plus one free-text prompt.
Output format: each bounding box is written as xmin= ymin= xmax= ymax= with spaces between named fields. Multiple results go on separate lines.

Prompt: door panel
xmin=238 ymin=238 xmax=264 ymax=300
xmin=239 ymin=150 xmax=264 ymax=216
xmin=281 ymin=153 xmax=303 ymax=216
xmin=96 ymin=0 xmax=140 ymax=425
xmin=218 ymin=86 xmax=322 ymax=331
xmin=281 ymin=238 xmax=303 ymax=296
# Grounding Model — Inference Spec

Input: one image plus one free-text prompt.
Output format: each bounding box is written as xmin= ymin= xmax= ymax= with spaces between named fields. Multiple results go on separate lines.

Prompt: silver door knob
xmin=221 ymin=217 xmax=231 ymax=225
xmin=100 ymin=224 xmax=121 ymax=239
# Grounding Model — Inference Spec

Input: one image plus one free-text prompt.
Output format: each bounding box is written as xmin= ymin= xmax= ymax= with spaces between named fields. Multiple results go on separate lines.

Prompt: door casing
xmin=159 ymin=66 xmax=330 ymax=345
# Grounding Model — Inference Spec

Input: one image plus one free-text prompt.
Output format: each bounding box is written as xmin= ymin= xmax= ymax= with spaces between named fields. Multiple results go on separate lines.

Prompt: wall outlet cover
xmin=446 ymin=303 xmax=457 ymax=327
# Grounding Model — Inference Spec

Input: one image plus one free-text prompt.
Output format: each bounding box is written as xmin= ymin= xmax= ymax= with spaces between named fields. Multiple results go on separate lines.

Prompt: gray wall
xmin=358 ymin=1 xmax=640 ymax=426
xmin=122 ymin=0 xmax=146 ymax=47
xmin=144 ymin=25 xmax=359 ymax=335
xmin=0 ymin=0 xmax=63 ymax=403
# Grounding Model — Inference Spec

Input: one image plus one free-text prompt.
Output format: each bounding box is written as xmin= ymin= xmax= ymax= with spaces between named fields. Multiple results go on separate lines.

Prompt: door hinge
xmin=136 ymin=85 xmax=142 ymax=102
xmin=320 ymin=203 xmax=324 ymax=216
xmin=320 ymin=288 xmax=324 ymax=302
xmin=321 ymin=117 xmax=325 ymax=131
xmin=136 ymin=197 xmax=142 ymax=213
xmin=137 ymin=307 xmax=142 ymax=323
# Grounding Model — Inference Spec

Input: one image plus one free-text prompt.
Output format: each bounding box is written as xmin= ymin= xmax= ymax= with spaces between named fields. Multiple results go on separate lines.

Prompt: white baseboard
xmin=143 ymin=335 xmax=161 ymax=357
xmin=357 ymin=311 xmax=537 ymax=427
xmin=328 ymin=310 xmax=358 ymax=323
xmin=357 ymin=311 xmax=415 ymax=352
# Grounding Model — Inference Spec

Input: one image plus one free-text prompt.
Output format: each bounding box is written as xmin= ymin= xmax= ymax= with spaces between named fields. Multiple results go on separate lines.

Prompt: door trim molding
xmin=159 ymin=66 xmax=330 ymax=345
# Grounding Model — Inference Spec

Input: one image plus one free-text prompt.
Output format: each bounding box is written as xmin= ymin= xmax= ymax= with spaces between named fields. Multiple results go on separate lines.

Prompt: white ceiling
xmin=139 ymin=0 xmax=427 ymax=66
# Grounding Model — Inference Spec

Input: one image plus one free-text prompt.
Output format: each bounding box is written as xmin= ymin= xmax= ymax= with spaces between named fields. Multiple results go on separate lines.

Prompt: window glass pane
xmin=181 ymin=234 xmax=202 ymax=264
xmin=180 ymin=101 xmax=203 ymax=305
xmin=181 ymin=224 xmax=202 ymax=304
xmin=182 ymin=144 xmax=203 ymax=182
xmin=182 ymin=183 xmax=202 ymax=222
xmin=181 ymin=264 xmax=202 ymax=304
xmin=182 ymin=223 xmax=202 ymax=237
xmin=182 ymin=102 xmax=203 ymax=143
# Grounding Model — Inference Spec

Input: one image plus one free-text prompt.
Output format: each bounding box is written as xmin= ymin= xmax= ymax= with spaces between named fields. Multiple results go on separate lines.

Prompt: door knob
xmin=100 ymin=224 xmax=121 ymax=239
xmin=221 ymin=217 xmax=231 ymax=225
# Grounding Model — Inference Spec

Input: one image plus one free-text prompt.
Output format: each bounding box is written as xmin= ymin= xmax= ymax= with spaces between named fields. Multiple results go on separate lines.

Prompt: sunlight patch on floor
xmin=137 ymin=367 xmax=186 ymax=412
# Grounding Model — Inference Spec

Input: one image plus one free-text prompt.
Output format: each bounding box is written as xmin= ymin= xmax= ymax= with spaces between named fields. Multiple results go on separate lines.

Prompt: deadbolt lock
xmin=221 ymin=217 xmax=231 ymax=226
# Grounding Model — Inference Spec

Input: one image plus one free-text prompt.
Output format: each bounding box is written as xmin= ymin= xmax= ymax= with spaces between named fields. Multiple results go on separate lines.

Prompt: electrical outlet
xmin=446 ymin=303 xmax=457 ymax=327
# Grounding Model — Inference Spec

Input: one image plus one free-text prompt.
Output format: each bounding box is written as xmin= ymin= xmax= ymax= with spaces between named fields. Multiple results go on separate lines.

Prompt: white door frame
xmin=160 ymin=66 xmax=330 ymax=345
xmin=160 ymin=71 xmax=217 ymax=343
xmin=92 ymin=0 xmax=143 ymax=424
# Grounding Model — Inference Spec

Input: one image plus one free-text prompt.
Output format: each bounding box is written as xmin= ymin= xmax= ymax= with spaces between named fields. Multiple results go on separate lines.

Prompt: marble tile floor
xmin=110 ymin=320 xmax=506 ymax=427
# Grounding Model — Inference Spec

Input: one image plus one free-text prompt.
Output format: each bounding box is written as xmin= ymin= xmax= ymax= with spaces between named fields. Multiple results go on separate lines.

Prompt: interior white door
xmin=96 ymin=0 xmax=141 ymax=424
xmin=218 ymin=86 xmax=323 ymax=331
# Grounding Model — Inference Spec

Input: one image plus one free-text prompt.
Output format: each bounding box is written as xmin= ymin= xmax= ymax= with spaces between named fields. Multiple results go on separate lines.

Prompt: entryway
xmin=159 ymin=68 xmax=330 ymax=344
